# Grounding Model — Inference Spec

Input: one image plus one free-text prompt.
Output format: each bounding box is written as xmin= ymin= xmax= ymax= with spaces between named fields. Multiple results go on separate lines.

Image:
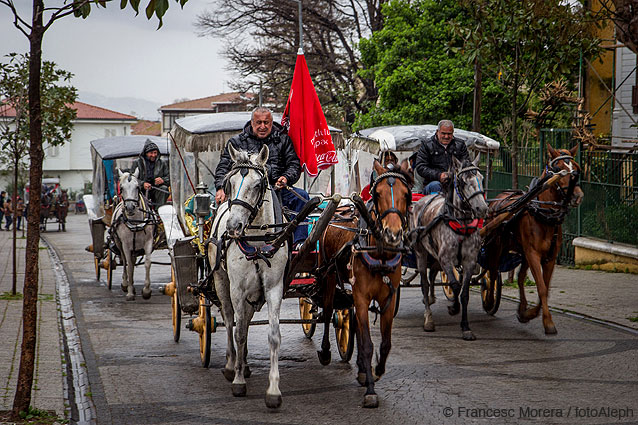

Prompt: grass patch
xmin=0 ymin=291 xmax=23 ymax=300
xmin=627 ymin=316 xmax=638 ymax=323
xmin=38 ymin=294 xmax=54 ymax=302
xmin=0 ymin=406 xmax=67 ymax=424
xmin=503 ymin=277 xmax=535 ymax=288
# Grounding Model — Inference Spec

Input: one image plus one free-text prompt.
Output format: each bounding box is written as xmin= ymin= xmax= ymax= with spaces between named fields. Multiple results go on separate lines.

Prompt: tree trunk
xmin=12 ymin=0 xmax=44 ymax=418
xmin=12 ymin=156 xmax=18 ymax=295
xmin=510 ymin=43 xmax=520 ymax=189
xmin=472 ymin=57 xmax=482 ymax=133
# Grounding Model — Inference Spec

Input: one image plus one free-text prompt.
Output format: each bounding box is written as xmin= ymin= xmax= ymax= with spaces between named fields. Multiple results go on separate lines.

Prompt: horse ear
xmin=257 ymin=144 xmax=269 ymax=167
xmin=472 ymin=153 xmax=480 ymax=167
xmin=228 ymin=142 xmax=239 ymax=162
xmin=373 ymin=159 xmax=385 ymax=176
xmin=452 ymin=155 xmax=462 ymax=171
xmin=400 ymin=158 xmax=410 ymax=174
xmin=547 ymin=143 xmax=558 ymax=158
xmin=569 ymin=144 xmax=578 ymax=157
xmin=118 ymin=168 xmax=123 ymax=179
xmin=133 ymin=168 xmax=139 ymax=179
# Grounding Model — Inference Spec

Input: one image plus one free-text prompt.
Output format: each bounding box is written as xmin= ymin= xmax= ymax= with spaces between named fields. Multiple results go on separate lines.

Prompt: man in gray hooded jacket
xmin=131 ymin=139 xmax=170 ymax=208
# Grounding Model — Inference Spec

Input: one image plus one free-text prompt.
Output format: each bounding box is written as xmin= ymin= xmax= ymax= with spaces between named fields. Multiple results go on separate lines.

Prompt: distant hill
xmin=78 ymin=91 xmax=161 ymax=121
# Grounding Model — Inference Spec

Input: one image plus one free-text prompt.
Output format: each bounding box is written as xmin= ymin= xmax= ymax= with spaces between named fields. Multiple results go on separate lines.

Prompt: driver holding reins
xmin=131 ymin=139 xmax=170 ymax=208
xmin=214 ymin=106 xmax=309 ymax=249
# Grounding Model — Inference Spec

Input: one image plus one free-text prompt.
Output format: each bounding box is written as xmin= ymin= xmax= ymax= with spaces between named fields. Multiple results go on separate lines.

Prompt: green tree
xmin=457 ymin=0 xmax=599 ymax=187
xmin=0 ymin=0 xmax=188 ymax=419
xmin=0 ymin=53 xmax=77 ymax=295
xmin=354 ymin=0 xmax=508 ymax=135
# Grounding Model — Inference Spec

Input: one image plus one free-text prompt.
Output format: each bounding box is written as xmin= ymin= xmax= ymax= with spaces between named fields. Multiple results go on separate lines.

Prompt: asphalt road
xmin=43 ymin=214 xmax=638 ymax=425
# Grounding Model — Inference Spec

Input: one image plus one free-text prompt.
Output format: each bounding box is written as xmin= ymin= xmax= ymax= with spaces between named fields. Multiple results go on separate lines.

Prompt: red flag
xmin=282 ymin=54 xmax=338 ymax=177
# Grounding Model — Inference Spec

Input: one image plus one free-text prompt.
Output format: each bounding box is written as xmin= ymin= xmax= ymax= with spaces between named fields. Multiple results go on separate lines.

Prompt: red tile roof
xmin=160 ymin=92 xmax=256 ymax=110
xmin=131 ymin=120 xmax=162 ymax=136
xmin=0 ymin=101 xmax=136 ymax=120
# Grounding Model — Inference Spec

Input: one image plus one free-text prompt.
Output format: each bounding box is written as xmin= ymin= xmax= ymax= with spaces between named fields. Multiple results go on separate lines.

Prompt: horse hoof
xmin=317 ymin=350 xmax=331 ymax=366
xmin=545 ymin=325 xmax=558 ymax=335
xmin=265 ymin=394 xmax=282 ymax=409
xmin=423 ymin=321 xmax=435 ymax=332
xmin=373 ymin=367 xmax=383 ymax=382
xmin=447 ymin=305 xmax=460 ymax=316
xmin=231 ymin=383 xmax=247 ymax=397
xmin=221 ymin=368 xmax=234 ymax=382
xmin=121 ymin=284 xmax=127 ymax=293
xmin=516 ymin=312 xmax=530 ymax=323
xmin=462 ymin=330 xmax=476 ymax=341
xmin=429 ymin=295 xmax=436 ymax=305
xmin=363 ymin=394 xmax=379 ymax=408
xmin=244 ymin=366 xmax=251 ymax=378
xmin=142 ymin=288 xmax=151 ymax=300
xmin=126 ymin=294 xmax=135 ymax=301
xmin=356 ymin=372 xmax=366 ymax=386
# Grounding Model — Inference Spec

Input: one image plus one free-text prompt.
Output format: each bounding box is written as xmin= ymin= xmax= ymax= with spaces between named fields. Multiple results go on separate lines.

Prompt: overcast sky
xmin=0 ymin=1 xmax=231 ymax=106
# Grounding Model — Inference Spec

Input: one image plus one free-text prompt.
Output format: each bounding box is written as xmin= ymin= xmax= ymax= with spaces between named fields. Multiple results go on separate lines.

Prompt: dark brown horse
xmin=483 ymin=144 xmax=583 ymax=334
xmin=55 ymin=189 xmax=69 ymax=231
xmin=317 ymin=159 xmax=412 ymax=408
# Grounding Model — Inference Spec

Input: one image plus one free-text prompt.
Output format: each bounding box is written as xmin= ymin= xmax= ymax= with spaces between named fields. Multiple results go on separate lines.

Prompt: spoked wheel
xmin=481 ymin=270 xmax=502 ymax=315
xmin=298 ymin=297 xmax=316 ymax=338
xmin=441 ymin=268 xmax=461 ymax=301
xmin=199 ymin=295 xmax=212 ymax=368
xmin=106 ymin=248 xmax=114 ymax=290
xmin=94 ymin=255 xmax=101 ymax=281
xmin=333 ymin=307 xmax=355 ymax=362
xmin=393 ymin=284 xmax=401 ymax=318
xmin=171 ymin=270 xmax=181 ymax=343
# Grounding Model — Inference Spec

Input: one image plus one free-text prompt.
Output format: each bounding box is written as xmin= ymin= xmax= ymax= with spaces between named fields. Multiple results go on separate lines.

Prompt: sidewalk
xmin=0 ymin=228 xmax=66 ymax=422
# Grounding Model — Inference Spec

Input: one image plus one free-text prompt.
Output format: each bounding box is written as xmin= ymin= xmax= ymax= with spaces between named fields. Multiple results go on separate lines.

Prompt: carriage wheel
xmin=298 ymin=297 xmax=316 ymax=338
xmin=333 ymin=307 xmax=355 ymax=362
xmin=106 ymin=248 xmax=114 ymax=290
xmin=441 ymin=268 xmax=461 ymax=301
xmin=199 ymin=295 xmax=212 ymax=368
xmin=172 ymin=286 xmax=181 ymax=343
xmin=393 ymin=284 xmax=401 ymax=318
xmin=94 ymin=256 xmax=101 ymax=281
xmin=481 ymin=270 xmax=502 ymax=315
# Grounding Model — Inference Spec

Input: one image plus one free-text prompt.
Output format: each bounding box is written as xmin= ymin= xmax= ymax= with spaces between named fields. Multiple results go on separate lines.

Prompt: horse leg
xmin=124 ymin=248 xmax=136 ymax=301
xmin=354 ymin=288 xmax=378 ymax=408
xmin=459 ymin=266 xmax=475 ymax=341
xmin=374 ymin=274 xmax=399 ymax=379
xmin=538 ymin=259 xmax=557 ymax=334
xmin=214 ymin=271 xmax=236 ymax=382
xmin=428 ymin=266 xmax=437 ymax=305
xmin=264 ymin=282 xmax=283 ymax=409
xmin=416 ymin=253 xmax=434 ymax=332
xmin=142 ymin=236 xmax=153 ymax=300
xmin=516 ymin=261 xmax=530 ymax=323
xmin=231 ymin=301 xmax=254 ymax=397
xmin=318 ymin=274 xmax=336 ymax=365
xmin=519 ymin=251 xmax=548 ymax=326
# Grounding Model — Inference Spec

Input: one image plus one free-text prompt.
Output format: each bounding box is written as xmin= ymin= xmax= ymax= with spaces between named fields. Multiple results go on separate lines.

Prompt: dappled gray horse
xmin=207 ymin=144 xmax=288 ymax=409
xmin=112 ymin=169 xmax=155 ymax=301
xmin=410 ymin=156 xmax=488 ymax=340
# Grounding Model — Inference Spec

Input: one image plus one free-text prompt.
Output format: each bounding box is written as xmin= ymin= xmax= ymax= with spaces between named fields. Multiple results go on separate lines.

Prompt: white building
xmin=0 ymin=101 xmax=136 ymax=192
xmin=612 ymin=47 xmax=638 ymax=148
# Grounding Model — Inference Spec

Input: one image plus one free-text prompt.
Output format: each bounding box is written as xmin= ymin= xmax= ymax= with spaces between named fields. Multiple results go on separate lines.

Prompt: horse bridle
xmin=451 ymin=165 xmax=485 ymax=214
xmin=370 ymin=171 xmax=412 ymax=232
xmin=225 ymin=161 xmax=269 ymax=225
xmin=547 ymin=154 xmax=580 ymax=206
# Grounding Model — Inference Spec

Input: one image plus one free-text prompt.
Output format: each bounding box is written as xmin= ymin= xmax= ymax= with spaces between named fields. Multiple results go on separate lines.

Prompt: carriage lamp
xmin=194 ymin=182 xmax=211 ymax=218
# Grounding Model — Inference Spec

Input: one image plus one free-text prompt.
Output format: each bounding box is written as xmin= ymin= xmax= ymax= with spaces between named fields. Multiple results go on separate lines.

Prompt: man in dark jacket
xmin=414 ymin=120 xmax=470 ymax=195
xmin=214 ymin=107 xmax=309 ymax=247
xmin=131 ymin=139 xmax=170 ymax=208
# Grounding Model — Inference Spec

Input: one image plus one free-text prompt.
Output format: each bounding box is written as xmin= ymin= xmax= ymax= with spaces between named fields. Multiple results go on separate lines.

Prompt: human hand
xmin=154 ymin=177 xmax=164 ymax=186
xmin=215 ymin=188 xmax=226 ymax=204
xmin=143 ymin=182 xmax=152 ymax=190
xmin=275 ymin=176 xmax=288 ymax=189
xmin=439 ymin=172 xmax=450 ymax=183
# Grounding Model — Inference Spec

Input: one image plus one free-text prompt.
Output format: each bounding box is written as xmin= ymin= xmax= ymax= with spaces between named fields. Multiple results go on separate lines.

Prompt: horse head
xmin=546 ymin=144 xmax=583 ymax=208
xmin=225 ymin=143 xmax=269 ymax=239
xmin=449 ymin=156 xmax=488 ymax=219
xmin=118 ymin=168 xmax=141 ymax=216
xmin=370 ymin=159 xmax=413 ymax=248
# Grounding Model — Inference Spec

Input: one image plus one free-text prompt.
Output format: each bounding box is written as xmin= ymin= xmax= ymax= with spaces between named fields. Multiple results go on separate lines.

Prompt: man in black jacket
xmin=131 ymin=139 xmax=170 ymax=208
xmin=214 ymin=107 xmax=309 ymax=247
xmin=414 ymin=120 xmax=470 ymax=195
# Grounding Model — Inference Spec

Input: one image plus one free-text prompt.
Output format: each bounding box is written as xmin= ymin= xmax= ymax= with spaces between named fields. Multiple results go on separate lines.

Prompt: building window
xmin=46 ymin=145 xmax=59 ymax=157
xmin=105 ymin=129 xmax=116 ymax=137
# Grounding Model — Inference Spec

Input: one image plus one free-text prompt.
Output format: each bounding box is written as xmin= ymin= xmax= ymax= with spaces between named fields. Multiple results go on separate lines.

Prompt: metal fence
xmin=481 ymin=129 xmax=638 ymax=265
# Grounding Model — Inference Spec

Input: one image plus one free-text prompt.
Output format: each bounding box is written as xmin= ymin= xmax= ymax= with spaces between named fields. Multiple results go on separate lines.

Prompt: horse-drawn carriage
xmin=37 ymin=177 xmax=69 ymax=232
xmin=84 ymin=135 xmax=169 ymax=292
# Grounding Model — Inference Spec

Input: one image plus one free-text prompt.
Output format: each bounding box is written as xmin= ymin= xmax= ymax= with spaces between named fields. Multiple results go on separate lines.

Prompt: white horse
xmin=208 ymin=144 xmax=288 ymax=409
xmin=112 ymin=169 xmax=155 ymax=301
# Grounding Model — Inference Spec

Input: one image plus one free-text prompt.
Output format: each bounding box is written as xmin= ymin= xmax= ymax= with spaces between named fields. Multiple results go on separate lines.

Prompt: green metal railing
xmin=481 ymin=129 xmax=638 ymax=265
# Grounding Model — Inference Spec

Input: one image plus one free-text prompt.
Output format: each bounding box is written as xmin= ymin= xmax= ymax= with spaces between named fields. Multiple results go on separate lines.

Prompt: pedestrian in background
xmin=0 ymin=191 xmax=5 ymax=231
xmin=3 ymin=197 xmax=13 ymax=231
xmin=16 ymin=197 xmax=25 ymax=231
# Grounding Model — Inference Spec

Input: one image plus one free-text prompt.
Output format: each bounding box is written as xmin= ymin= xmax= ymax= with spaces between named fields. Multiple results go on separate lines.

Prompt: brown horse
xmin=55 ymin=189 xmax=69 ymax=232
xmin=317 ymin=159 xmax=412 ymax=408
xmin=483 ymin=144 xmax=583 ymax=334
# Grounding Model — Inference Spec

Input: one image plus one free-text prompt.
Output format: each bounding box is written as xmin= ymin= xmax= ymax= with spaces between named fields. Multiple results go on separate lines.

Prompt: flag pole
xmin=291 ymin=0 xmax=305 ymax=189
